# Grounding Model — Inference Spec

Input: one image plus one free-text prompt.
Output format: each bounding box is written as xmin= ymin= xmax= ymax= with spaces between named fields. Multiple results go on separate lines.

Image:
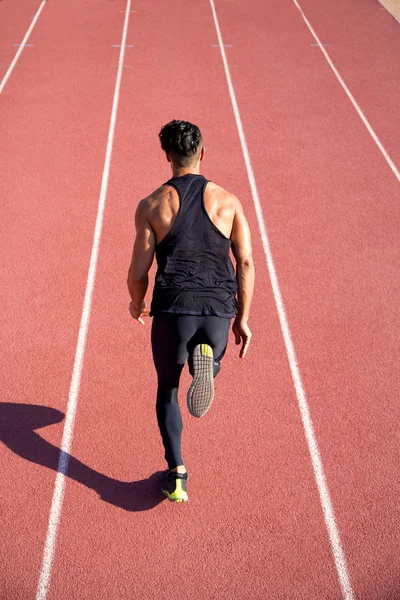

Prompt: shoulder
xmin=136 ymin=185 xmax=175 ymax=216
xmin=205 ymin=182 xmax=242 ymax=212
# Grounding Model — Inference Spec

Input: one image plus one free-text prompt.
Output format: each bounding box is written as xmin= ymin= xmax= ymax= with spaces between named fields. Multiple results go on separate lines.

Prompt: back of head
xmin=159 ymin=120 xmax=203 ymax=167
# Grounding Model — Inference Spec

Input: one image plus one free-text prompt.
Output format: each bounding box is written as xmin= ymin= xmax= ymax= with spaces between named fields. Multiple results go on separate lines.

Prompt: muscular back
xmin=129 ymin=170 xmax=254 ymax=353
xmin=143 ymin=181 xmax=238 ymax=245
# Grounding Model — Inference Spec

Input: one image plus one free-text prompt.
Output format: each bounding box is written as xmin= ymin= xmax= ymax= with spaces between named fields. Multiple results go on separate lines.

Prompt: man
xmin=127 ymin=120 xmax=254 ymax=503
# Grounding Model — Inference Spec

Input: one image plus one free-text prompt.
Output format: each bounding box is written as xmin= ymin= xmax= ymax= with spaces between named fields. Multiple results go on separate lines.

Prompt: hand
xmin=129 ymin=301 xmax=150 ymax=325
xmin=232 ymin=318 xmax=252 ymax=358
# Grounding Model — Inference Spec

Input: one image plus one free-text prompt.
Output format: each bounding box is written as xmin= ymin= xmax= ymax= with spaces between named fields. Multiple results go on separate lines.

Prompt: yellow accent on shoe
xmin=201 ymin=344 xmax=213 ymax=358
xmin=161 ymin=478 xmax=189 ymax=503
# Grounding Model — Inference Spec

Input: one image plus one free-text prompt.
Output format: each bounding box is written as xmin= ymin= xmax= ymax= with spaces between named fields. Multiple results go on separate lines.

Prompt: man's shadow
xmin=0 ymin=402 xmax=165 ymax=511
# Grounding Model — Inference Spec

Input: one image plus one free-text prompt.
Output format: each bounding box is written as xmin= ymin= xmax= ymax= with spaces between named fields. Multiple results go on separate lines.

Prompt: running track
xmin=1 ymin=0 xmax=399 ymax=598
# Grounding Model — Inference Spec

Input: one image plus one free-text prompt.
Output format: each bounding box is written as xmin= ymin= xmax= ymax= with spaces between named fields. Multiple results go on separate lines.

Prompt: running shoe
xmin=187 ymin=343 xmax=215 ymax=418
xmin=161 ymin=470 xmax=188 ymax=503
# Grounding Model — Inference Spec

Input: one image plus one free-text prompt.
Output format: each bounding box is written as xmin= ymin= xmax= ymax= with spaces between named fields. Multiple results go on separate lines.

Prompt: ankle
xmin=170 ymin=465 xmax=187 ymax=475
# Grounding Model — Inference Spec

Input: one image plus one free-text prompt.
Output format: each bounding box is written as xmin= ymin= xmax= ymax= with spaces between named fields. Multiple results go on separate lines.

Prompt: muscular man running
xmin=127 ymin=120 xmax=254 ymax=502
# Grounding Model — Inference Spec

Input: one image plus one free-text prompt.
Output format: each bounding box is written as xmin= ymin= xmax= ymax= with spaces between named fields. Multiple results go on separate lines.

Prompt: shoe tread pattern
xmin=187 ymin=344 xmax=215 ymax=418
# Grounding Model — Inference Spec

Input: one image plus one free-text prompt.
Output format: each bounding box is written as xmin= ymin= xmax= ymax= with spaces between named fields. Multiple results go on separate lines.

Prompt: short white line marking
xmin=293 ymin=0 xmax=400 ymax=184
xmin=0 ymin=1 xmax=45 ymax=95
xmin=209 ymin=1 xmax=355 ymax=599
xmin=35 ymin=2 xmax=132 ymax=599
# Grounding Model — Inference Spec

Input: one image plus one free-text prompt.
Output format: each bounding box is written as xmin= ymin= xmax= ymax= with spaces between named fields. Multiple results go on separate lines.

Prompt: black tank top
xmin=150 ymin=174 xmax=237 ymax=318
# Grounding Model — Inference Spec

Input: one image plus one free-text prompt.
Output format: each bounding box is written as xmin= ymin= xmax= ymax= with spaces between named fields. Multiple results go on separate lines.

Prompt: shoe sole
xmin=187 ymin=344 xmax=214 ymax=418
xmin=161 ymin=489 xmax=189 ymax=503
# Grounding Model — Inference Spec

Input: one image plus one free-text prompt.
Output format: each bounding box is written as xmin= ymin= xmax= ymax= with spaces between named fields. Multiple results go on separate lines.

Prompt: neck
xmin=171 ymin=164 xmax=201 ymax=178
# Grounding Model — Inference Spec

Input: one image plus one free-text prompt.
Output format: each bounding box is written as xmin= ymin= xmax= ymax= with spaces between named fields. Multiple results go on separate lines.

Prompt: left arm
xmin=127 ymin=199 xmax=156 ymax=324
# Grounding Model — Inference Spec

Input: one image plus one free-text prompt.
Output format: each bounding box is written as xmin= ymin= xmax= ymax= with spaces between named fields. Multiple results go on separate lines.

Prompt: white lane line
xmin=292 ymin=0 xmax=400 ymax=185
xmin=0 ymin=1 xmax=46 ymax=95
xmin=209 ymin=1 xmax=355 ymax=599
xmin=35 ymin=1 xmax=132 ymax=599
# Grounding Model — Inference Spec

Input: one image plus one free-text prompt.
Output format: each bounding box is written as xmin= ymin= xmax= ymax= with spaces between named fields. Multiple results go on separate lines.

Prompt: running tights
xmin=151 ymin=313 xmax=231 ymax=469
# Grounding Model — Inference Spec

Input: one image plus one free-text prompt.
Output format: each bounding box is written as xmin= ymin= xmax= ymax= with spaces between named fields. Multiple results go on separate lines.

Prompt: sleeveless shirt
xmin=150 ymin=174 xmax=237 ymax=318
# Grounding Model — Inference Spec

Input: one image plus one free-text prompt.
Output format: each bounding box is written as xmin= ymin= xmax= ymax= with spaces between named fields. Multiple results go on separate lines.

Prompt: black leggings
xmin=151 ymin=313 xmax=231 ymax=469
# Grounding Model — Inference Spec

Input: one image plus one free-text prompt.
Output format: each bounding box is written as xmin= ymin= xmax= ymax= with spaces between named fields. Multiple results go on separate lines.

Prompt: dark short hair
xmin=158 ymin=120 xmax=203 ymax=166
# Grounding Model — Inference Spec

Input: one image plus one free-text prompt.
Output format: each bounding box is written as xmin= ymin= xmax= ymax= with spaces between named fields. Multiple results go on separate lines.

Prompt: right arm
xmin=127 ymin=199 xmax=156 ymax=324
xmin=230 ymin=201 xmax=255 ymax=358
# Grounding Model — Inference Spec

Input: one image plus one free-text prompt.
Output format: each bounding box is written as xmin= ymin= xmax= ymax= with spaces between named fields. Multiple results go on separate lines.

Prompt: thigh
xmin=194 ymin=316 xmax=231 ymax=360
xmin=151 ymin=314 xmax=199 ymax=383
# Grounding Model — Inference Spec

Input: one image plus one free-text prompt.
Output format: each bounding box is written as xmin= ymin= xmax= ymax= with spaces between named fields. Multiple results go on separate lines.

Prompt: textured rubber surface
xmin=187 ymin=344 xmax=215 ymax=418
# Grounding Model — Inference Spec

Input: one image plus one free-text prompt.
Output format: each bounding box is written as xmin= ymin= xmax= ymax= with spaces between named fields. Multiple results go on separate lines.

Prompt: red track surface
xmin=1 ymin=0 xmax=399 ymax=599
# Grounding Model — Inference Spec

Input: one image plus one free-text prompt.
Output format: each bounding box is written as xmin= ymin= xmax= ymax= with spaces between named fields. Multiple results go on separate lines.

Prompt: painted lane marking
xmin=0 ymin=1 xmax=46 ymax=95
xmin=321 ymin=63 xmax=344 ymax=67
xmin=12 ymin=43 xmax=34 ymax=47
xmin=113 ymin=44 xmax=134 ymax=47
xmin=310 ymin=43 xmax=330 ymax=46
xmin=35 ymin=2 xmax=133 ymax=599
xmin=293 ymin=0 xmax=400 ymax=184
xmin=212 ymin=44 xmax=232 ymax=47
xmin=209 ymin=1 xmax=356 ymax=599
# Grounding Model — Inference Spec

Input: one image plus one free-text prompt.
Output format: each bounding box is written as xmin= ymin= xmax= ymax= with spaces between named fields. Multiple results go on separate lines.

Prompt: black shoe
xmin=161 ymin=470 xmax=188 ymax=502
